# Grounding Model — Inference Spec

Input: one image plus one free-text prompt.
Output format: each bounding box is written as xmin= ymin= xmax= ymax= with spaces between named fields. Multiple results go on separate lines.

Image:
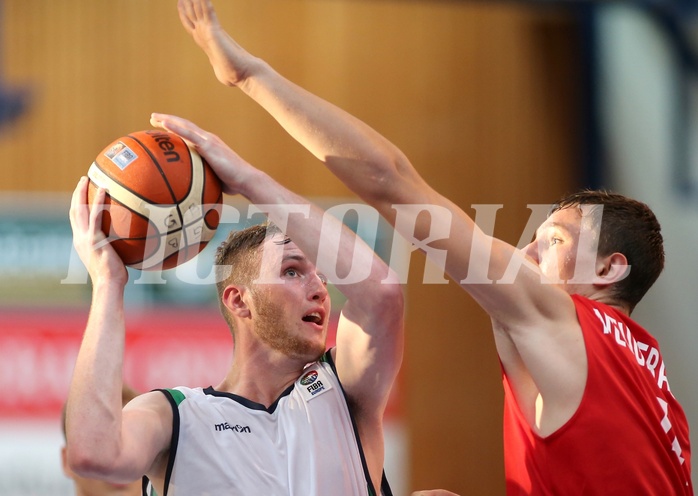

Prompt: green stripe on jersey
xmin=166 ymin=388 xmax=186 ymax=406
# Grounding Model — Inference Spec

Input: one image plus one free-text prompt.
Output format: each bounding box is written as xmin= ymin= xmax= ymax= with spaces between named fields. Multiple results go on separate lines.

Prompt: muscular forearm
xmin=66 ymin=280 xmax=128 ymax=477
xmin=179 ymin=0 xmax=423 ymax=221
xmin=239 ymin=61 xmax=417 ymax=209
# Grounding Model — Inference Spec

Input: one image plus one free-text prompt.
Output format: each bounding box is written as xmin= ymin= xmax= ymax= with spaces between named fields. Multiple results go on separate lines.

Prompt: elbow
xmin=372 ymin=270 xmax=405 ymax=319
xmin=66 ymin=440 xmax=119 ymax=479
xmin=326 ymin=138 xmax=419 ymax=209
xmin=379 ymin=264 xmax=403 ymax=290
xmin=67 ymin=446 xmax=105 ymax=478
xmin=362 ymin=166 xmax=395 ymax=202
xmin=355 ymin=153 xmax=413 ymax=207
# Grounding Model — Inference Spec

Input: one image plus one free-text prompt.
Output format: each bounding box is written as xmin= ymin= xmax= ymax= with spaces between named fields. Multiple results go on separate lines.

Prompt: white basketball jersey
xmin=152 ymin=353 xmax=388 ymax=496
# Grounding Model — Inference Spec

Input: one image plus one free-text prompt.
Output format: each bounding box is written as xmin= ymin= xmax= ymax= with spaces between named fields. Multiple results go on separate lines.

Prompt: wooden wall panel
xmin=0 ymin=1 xmax=581 ymax=494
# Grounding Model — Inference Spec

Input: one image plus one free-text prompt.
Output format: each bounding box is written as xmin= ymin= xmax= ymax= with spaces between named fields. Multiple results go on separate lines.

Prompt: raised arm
xmin=65 ymin=178 xmax=172 ymax=484
xmin=176 ymin=0 xmax=587 ymax=437
xmin=176 ymin=1 xmax=533 ymax=300
xmin=177 ymin=0 xmax=423 ymax=220
xmin=176 ymin=2 xmax=575 ymax=326
xmin=179 ymin=0 xmax=586 ymax=442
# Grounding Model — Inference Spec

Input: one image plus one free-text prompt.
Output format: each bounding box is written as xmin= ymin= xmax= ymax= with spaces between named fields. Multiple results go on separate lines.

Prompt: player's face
xmin=524 ymin=205 xmax=603 ymax=293
xmin=249 ymin=237 xmax=330 ymax=361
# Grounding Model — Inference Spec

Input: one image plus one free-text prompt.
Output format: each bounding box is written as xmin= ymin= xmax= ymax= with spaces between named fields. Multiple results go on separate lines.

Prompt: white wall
xmin=597 ymin=4 xmax=698 ymax=485
xmin=0 ymin=421 xmax=72 ymax=496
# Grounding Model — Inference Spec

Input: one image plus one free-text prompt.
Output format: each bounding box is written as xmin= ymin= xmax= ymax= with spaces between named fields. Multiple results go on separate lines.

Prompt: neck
xmin=590 ymin=288 xmax=631 ymax=315
xmin=587 ymin=294 xmax=632 ymax=316
xmin=603 ymin=299 xmax=632 ymax=316
xmin=216 ymin=346 xmax=309 ymax=408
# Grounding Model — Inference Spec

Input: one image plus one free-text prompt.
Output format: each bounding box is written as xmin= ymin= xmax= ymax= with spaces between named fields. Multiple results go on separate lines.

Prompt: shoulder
xmin=123 ymin=390 xmax=176 ymax=422
xmin=155 ymin=386 xmax=205 ymax=404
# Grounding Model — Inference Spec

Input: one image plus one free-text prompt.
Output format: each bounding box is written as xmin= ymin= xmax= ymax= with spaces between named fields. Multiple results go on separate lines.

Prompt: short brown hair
xmin=551 ymin=190 xmax=664 ymax=311
xmin=213 ymin=222 xmax=288 ymax=329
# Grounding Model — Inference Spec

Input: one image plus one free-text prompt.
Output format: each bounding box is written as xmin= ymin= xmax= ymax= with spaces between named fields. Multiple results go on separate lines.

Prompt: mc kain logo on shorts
xmin=300 ymin=370 xmax=325 ymax=396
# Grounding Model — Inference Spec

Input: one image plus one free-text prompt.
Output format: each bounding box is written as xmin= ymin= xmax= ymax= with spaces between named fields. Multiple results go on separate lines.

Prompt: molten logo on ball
xmin=87 ymin=129 xmax=223 ymax=271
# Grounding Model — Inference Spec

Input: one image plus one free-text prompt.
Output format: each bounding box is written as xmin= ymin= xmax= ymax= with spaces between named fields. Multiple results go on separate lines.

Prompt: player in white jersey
xmin=65 ymin=85 xmax=403 ymax=496
xmin=157 ymin=354 xmax=379 ymax=495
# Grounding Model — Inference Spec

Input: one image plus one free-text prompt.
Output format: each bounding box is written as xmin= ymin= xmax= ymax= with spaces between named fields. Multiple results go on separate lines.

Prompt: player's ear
xmin=60 ymin=445 xmax=73 ymax=478
xmin=222 ymin=284 xmax=251 ymax=319
xmin=596 ymin=252 xmax=629 ymax=285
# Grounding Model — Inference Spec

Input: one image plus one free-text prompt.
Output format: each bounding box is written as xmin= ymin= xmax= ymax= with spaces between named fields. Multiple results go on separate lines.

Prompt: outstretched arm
xmin=176 ymin=2 xmax=576 ymax=330
xmin=177 ymin=0 xmax=515 ymax=289
xmin=66 ymin=179 xmax=172 ymax=484
xmin=176 ymin=0 xmax=587 ymax=438
xmin=177 ymin=0 xmax=425 ymax=221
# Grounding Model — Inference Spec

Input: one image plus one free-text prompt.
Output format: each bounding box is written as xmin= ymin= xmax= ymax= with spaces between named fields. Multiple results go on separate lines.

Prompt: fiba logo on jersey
xmin=300 ymin=370 xmax=326 ymax=396
xmin=300 ymin=370 xmax=318 ymax=386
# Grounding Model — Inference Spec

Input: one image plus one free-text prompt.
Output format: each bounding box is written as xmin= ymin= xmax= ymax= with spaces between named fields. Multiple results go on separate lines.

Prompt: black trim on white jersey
xmin=322 ymin=350 xmax=394 ymax=496
xmin=141 ymin=389 xmax=182 ymax=496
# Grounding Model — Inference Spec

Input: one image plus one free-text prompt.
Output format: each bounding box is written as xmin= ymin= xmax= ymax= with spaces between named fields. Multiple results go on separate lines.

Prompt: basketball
xmin=86 ymin=129 xmax=223 ymax=271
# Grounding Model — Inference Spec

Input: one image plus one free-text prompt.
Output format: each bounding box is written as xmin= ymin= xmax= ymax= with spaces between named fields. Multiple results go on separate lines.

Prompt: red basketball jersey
xmin=503 ymin=295 xmax=692 ymax=495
